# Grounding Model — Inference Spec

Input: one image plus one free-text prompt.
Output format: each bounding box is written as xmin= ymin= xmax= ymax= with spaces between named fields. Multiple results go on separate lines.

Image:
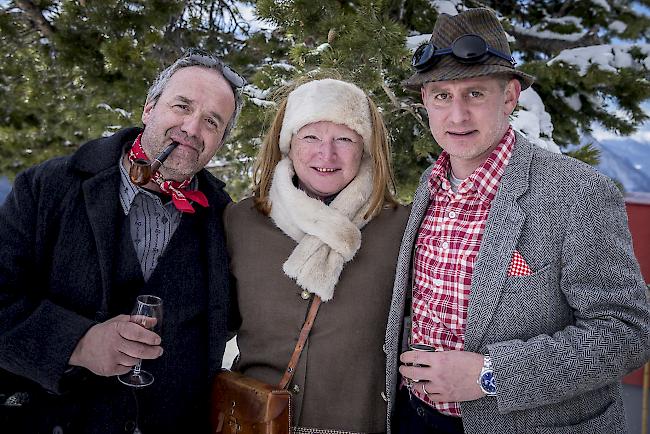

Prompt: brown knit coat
xmin=225 ymin=198 xmax=409 ymax=433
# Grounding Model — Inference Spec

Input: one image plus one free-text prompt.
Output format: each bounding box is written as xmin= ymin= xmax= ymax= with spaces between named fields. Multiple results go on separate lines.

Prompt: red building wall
xmin=623 ymin=193 xmax=650 ymax=386
xmin=626 ymin=193 xmax=650 ymax=283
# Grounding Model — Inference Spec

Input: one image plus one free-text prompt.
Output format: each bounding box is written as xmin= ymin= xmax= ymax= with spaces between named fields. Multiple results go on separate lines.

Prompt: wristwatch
xmin=477 ymin=355 xmax=497 ymax=396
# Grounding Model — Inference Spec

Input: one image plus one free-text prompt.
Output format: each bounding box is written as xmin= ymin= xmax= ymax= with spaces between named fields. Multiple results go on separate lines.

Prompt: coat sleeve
xmin=487 ymin=172 xmax=650 ymax=412
xmin=222 ymin=201 xmax=241 ymax=335
xmin=0 ymin=166 xmax=96 ymax=393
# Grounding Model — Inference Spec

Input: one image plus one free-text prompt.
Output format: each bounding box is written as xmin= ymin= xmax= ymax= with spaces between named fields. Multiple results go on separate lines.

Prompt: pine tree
xmin=246 ymin=0 xmax=650 ymax=199
xmin=0 ymin=0 xmax=253 ymax=177
xmin=1 ymin=0 xmax=649 ymax=200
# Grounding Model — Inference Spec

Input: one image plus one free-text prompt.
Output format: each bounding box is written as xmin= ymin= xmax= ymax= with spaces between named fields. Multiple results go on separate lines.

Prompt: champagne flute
xmin=118 ymin=295 xmax=163 ymax=387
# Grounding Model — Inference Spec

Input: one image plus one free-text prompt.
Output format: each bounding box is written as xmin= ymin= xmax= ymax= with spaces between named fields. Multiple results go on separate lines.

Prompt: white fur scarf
xmin=268 ymin=156 xmax=374 ymax=301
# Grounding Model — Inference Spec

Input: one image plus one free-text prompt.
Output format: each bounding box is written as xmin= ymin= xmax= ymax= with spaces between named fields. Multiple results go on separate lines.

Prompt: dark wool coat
xmin=225 ymin=198 xmax=410 ymax=433
xmin=0 ymin=128 xmax=232 ymax=434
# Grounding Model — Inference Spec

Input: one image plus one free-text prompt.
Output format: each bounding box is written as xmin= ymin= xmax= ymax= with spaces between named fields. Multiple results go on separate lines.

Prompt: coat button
xmin=292 ymin=384 xmax=301 ymax=394
xmin=382 ymin=344 xmax=387 ymax=353
xmin=417 ymin=406 xmax=425 ymax=417
xmin=300 ymin=290 xmax=311 ymax=300
xmin=381 ymin=391 xmax=388 ymax=402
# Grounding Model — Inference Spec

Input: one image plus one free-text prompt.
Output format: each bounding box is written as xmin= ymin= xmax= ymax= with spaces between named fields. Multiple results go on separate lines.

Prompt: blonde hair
xmin=252 ymin=76 xmax=398 ymax=219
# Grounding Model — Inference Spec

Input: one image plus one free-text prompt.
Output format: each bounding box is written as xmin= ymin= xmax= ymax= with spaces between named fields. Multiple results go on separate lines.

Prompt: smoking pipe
xmin=129 ymin=141 xmax=180 ymax=186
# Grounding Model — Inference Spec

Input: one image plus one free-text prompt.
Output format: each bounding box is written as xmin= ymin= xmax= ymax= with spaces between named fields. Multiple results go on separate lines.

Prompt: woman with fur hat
xmin=224 ymin=77 xmax=410 ymax=433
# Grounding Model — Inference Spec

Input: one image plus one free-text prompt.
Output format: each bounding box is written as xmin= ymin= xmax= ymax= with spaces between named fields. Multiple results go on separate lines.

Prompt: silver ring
xmin=422 ymin=382 xmax=432 ymax=395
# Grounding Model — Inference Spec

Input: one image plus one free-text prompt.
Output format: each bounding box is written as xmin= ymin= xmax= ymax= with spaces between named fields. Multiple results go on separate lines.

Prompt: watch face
xmin=480 ymin=371 xmax=497 ymax=394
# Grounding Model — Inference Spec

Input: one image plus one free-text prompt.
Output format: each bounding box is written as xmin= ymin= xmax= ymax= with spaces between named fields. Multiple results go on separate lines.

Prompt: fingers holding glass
xmin=118 ymin=295 xmax=163 ymax=387
xmin=401 ymin=344 xmax=437 ymax=399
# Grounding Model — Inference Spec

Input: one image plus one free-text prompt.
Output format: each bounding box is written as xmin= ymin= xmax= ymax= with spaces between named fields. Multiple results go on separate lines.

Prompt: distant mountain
xmin=582 ymin=136 xmax=650 ymax=193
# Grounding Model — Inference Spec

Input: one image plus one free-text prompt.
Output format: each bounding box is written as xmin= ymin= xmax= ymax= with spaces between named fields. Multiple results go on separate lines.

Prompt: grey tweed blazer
xmin=384 ymin=133 xmax=650 ymax=434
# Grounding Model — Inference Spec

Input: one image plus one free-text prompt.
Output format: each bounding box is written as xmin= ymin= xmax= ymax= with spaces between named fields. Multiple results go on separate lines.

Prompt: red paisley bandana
xmin=128 ymin=133 xmax=209 ymax=214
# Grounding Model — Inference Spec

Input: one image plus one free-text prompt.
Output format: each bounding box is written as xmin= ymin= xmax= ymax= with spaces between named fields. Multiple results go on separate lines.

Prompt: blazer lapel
xmin=385 ymin=165 xmax=433 ymax=412
xmin=66 ymin=128 xmax=141 ymax=318
xmin=389 ymin=166 xmax=433 ymax=322
xmin=82 ymin=166 xmax=122 ymax=317
xmin=400 ymin=166 xmax=435 ymax=282
xmin=465 ymin=135 xmax=533 ymax=350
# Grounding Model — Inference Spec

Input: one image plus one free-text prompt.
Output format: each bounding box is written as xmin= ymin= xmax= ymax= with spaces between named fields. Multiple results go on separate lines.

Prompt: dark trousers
xmin=393 ymin=387 xmax=464 ymax=434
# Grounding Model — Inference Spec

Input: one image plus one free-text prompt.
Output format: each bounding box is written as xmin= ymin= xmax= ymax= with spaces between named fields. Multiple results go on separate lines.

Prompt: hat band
xmin=412 ymin=34 xmax=515 ymax=72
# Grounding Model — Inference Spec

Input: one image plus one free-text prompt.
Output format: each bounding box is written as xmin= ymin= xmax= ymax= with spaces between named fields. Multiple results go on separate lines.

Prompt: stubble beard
xmin=158 ymin=155 xmax=200 ymax=181
xmin=141 ymin=128 xmax=201 ymax=181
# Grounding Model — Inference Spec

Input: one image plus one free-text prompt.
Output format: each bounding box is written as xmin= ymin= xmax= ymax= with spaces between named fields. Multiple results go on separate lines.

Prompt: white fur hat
xmin=278 ymin=79 xmax=373 ymax=155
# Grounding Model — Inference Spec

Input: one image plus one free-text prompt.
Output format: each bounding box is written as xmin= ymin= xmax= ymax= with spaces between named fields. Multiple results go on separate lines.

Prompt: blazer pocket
xmin=534 ymin=400 xmax=618 ymax=434
xmin=502 ymin=263 xmax=551 ymax=294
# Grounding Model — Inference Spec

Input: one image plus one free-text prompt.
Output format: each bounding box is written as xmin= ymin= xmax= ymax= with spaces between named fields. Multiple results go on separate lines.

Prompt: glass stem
xmin=133 ymin=360 xmax=142 ymax=376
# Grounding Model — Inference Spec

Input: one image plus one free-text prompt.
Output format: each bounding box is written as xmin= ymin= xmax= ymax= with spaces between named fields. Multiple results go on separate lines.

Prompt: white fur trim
xmin=268 ymin=156 xmax=374 ymax=301
xmin=279 ymin=79 xmax=373 ymax=155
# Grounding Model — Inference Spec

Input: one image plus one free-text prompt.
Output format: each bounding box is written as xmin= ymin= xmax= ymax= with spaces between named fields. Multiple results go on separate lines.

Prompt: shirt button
xmin=448 ymin=211 xmax=457 ymax=219
xmin=292 ymin=384 xmax=301 ymax=394
xmin=300 ymin=290 xmax=311 ymax=300
xmin=441 ymin=241 xmax=450 ymax=250
xmin=433 ymin=279 xmax=444 ymax=287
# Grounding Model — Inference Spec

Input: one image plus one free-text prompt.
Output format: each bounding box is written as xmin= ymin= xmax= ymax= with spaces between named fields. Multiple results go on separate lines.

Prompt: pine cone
xmin=327 ymin=28 xmax=338 ymax=44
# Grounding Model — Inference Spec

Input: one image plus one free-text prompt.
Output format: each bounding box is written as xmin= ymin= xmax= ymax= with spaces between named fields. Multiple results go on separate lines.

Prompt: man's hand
xmin=399 ymin=350 xmax=486 ymax=402
xmin=68 ymin=314 xmax=163 ymax=377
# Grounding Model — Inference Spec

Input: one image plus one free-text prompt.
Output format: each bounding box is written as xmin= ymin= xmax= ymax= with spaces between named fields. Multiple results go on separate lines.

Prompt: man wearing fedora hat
xmin=383 ymin=7 xmax=649 ymax=434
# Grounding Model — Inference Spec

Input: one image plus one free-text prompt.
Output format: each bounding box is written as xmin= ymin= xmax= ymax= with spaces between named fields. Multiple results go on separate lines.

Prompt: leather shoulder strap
xmin=278 ymin=295 xmax=322 ymax=390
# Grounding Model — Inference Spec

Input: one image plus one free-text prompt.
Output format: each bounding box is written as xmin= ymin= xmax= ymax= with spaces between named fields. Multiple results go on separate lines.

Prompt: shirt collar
xmin=119 ymin=155 xmax=140 ymax=215
xmin=428 ymin=126 xmax=515 ymax=203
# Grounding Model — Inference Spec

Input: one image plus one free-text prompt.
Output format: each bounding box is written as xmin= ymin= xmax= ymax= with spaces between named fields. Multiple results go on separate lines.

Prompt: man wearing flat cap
xmin=383 ymin=7 xmax=650 ymax=434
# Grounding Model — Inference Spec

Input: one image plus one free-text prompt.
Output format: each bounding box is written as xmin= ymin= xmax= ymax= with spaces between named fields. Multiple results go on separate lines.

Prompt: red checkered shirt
xmin=410 ymin=127 xmax=515 ymax=416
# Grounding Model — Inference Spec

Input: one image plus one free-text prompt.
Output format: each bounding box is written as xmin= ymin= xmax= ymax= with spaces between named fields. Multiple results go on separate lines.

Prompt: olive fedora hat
xmin=403 ymin=8 xmax=535 ymax=90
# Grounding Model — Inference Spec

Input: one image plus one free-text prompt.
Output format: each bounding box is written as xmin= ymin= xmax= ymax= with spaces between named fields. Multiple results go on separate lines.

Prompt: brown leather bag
xmin=210 ymin=370 xmax=291 ymax=433
xmin=211 ymin=296 xmax=322 ymax=434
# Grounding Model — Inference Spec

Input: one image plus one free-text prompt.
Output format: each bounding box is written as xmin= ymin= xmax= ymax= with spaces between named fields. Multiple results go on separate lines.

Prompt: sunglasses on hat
xmin=412 ymin=34 xmax=515 ymax=72
xmin=184 ymin=48 xmax=247 ymax=89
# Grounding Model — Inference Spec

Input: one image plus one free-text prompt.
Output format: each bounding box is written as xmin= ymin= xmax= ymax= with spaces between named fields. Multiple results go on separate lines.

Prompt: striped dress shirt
xmin=118 ymin=156 xmax=191 ymax=281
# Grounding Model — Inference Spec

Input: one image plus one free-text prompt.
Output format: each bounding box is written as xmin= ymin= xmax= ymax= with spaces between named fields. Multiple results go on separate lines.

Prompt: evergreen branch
xmin=381 ymin=82 xmax=428 ymax=132
xmin=396 ymin=0 xmax=407 ymax=21
xmin=216 ymin=0 xmax=250 ymax=35
xmin=464 ymin=0 xmax=492 ymax=11
xmin=14 ymin=0 xmax=55 ymax=40
xmin=208 ymin=0 xmax=216 ymax=30
xmin=556 ymin=0 xmax=574 ymax=18
xmin=509 ymin=26 xmax=603 ymax=56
